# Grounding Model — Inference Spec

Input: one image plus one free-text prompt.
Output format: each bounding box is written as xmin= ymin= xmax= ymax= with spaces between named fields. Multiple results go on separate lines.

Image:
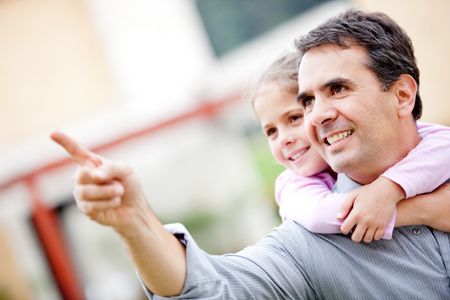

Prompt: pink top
xmin=275 ymin=122 xmax=450 ymax=239
xmin=383 ymin=122 xmax=450 ymax=198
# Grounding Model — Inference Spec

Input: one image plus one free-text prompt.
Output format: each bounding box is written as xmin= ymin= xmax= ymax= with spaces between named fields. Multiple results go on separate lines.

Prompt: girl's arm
xmin=275 ymin=170 xmax=396 ymax=238
xmin=339 ymin=122 xmax=450 ymax=242
xmin=277 ymin=171 xmax=450 ymax=242
xmin=276 ymin=170 xmax=342 ymax=233
xmin=382 ymin=122 xmax=450 ymax=198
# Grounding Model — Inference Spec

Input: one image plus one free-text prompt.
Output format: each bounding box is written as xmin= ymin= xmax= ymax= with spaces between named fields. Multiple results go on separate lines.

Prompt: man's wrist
xmin=115 ymin=198 xmax=159 ymax=240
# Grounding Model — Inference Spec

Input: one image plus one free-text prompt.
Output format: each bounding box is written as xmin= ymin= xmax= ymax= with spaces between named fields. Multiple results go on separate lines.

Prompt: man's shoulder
xmin=267 ymin=220 xmax=345 ymax=251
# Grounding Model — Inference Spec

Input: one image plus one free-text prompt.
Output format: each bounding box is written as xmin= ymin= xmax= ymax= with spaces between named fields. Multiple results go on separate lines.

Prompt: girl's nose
xmin=281 ymin=134 xmax=295 ymax=147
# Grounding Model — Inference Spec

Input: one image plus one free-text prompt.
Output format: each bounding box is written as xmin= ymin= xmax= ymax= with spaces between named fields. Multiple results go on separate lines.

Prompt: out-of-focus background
xmin=0 ymin=0 xmax=449 ymax=299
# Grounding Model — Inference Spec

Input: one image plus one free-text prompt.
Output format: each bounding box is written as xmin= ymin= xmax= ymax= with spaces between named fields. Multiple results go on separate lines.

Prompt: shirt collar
xmin=334 ymin=173 xmax=362 ymax=193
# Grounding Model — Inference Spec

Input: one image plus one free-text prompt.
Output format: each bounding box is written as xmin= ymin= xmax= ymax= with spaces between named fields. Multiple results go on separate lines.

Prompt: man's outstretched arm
xmin=51 ymin=132 xmax=317 ymax=300
xmin=51 ymin=132 xmax=186 ymax=296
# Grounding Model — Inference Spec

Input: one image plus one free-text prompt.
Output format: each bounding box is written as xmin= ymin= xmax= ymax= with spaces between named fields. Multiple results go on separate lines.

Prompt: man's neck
xmin=334 ymin=174 xmax=361 ymax=193
xmin=346 ymin=119 xmax=421 ymax=185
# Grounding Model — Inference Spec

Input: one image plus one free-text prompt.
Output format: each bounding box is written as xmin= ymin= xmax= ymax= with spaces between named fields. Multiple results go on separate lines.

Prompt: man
xmin=52 ymin=10 xmax=450 ymax=299
xmin=295 ymin=10 xmax=427 ymax=243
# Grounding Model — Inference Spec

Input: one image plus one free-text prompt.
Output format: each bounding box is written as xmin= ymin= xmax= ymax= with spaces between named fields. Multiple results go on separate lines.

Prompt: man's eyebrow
xmin=296 ymin=77 xmax=352 ymax=103
xmin=296 ymin=92 xmax=308 ymax=103
xmin=321 ymin=78 xmax=352 ymax=90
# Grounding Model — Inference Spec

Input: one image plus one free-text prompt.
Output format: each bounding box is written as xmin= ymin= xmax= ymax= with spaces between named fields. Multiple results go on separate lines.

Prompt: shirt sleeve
xmin=141 ymin=223 xmax=316 ymax=300
xmin=275 ymin=170 xmax=395 ymax=239
xmin=382 ymin=122 xmax=450 ymax=198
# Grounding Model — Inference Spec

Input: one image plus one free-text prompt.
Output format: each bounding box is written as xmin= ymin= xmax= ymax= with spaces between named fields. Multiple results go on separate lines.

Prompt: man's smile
xmin=323 ymin=130 xmax=354 ymax=145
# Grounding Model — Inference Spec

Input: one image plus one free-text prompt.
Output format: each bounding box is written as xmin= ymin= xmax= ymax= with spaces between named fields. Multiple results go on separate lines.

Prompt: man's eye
xmin=331 ymin=84 xmax=345 ymax=95
xmin=303 ymin=96 xmax=315 ymax=108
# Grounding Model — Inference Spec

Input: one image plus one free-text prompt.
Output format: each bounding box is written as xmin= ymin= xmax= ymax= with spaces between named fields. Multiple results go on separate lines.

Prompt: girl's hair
xmin=251 ymin=52 xmax=301 ymax=106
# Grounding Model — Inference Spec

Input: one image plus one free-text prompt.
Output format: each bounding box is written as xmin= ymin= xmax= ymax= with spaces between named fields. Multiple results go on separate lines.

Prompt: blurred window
xmin=194 ymin=0 xmax=333 ymax=57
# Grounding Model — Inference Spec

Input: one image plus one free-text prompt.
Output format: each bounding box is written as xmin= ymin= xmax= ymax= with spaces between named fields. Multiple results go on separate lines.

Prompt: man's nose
xmin=308 ymin=98 xmax=337 ymax=127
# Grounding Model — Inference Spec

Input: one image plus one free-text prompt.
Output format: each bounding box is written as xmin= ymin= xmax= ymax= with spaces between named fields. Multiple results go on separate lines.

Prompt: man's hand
xmin=51 ymin=132 xmax=148 ymax=233
xmin=51 ymin=132 xmax=188 ymax=296
xmin=338 ymin=177 xmax=405 ymax=243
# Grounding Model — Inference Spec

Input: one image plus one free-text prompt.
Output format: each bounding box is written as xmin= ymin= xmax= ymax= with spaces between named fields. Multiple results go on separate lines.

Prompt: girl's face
xmin=253 ymin=83 xmax=329 ymax=176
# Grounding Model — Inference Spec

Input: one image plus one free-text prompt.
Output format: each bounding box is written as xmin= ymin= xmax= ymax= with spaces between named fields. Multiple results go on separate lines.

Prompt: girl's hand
xmin=338 ymin=177 xmax=404 ymax=243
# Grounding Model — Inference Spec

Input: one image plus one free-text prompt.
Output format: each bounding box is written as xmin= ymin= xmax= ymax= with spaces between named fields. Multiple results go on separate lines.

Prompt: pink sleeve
xmin=275 ymin=170 xmax=395 ymax=238
xmin=382 ymin=122 xmax=450 ymax=198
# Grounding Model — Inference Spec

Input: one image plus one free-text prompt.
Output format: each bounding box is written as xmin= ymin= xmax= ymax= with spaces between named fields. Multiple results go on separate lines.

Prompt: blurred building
xmin=0 ymin=0 xmax=449 ymax=299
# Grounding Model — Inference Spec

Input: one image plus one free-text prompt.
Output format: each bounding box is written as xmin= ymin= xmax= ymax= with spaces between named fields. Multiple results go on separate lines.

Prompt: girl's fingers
xmin=338 ymin=195 xmax=355 ymax=219
xmin=362 ymin=227 xmax=376 ymax=243
xmin=340 ymin=215 xmax=356 ymax=235
xmin=351 ymin=225 xmax=366 ymax=243
xmin=374 ymin=228 xmax=385 ymax=241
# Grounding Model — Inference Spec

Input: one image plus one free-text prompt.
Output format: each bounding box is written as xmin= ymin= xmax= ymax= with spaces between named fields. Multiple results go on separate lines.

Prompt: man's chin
xmin=326 ymin=155 xmax=353 ymax=174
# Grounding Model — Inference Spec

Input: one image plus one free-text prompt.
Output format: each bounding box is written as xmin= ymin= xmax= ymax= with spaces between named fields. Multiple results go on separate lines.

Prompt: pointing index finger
xmin=51 ymin=131 xmax=102 ymax=167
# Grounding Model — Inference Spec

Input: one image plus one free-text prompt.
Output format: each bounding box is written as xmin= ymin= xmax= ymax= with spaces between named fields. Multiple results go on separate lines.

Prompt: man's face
xmin=297 ymin=45 xmax=400 ymax=184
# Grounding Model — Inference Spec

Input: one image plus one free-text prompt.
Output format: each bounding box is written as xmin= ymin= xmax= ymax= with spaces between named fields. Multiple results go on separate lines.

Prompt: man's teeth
xmin=326 ymin=130 xmax=353 ymax=145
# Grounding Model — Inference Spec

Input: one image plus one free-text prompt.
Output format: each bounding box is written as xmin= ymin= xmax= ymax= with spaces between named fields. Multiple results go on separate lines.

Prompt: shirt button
xmin=412 ymin=227 xmax=421 ymax=235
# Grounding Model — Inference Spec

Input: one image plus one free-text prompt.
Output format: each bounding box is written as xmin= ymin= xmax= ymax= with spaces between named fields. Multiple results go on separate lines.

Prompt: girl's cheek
xmin=269 ymin=144 xmax=282 ymax=164
xmin=274 ymin=151 xmax=286 ymax=166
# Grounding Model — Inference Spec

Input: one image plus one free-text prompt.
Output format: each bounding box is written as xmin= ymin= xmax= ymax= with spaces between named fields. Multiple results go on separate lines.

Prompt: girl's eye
xmin=289 ymin=114 xmax=303 ymax=123
xmin=266 ymin=128 xmax=276 ymax=137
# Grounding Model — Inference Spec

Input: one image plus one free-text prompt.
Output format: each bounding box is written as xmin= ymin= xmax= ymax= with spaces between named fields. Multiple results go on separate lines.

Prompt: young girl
xmin=252 ymin=52 xmax=450 ymax=243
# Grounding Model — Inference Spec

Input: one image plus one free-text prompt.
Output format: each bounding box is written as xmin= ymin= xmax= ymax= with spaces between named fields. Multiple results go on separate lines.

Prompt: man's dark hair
xmin=295 ymin=10 xmax=422 ymax=120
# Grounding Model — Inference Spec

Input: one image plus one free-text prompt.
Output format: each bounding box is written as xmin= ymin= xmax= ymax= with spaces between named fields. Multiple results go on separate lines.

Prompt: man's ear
xmin=394 ymin=74 xmax=417 ymax=118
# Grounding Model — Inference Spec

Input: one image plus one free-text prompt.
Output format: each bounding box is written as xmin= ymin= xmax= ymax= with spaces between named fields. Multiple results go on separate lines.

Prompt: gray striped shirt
xmin=147 ymin=175 xmax=450 ymax=299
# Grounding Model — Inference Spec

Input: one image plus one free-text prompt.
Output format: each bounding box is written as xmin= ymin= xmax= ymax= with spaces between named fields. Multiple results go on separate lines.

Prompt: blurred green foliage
xmin=246 ymin=133 xmax=284 ymax=218
xmin=0 ymin=287 xmax=11 ymax=300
